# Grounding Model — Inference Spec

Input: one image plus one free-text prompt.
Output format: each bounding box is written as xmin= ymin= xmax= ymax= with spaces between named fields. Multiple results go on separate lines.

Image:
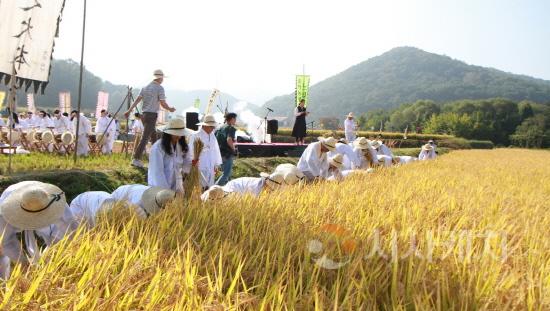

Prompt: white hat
xmin=141 ymin=187 xmax=176 ymax=216
xmin=0 ymin=181 xmax=67 ymax=230
xmin=329 ymin=154 xmax=344 ymax=169
xmin=162 ymin=117 xmax=189 ymax=137
xmin=347 ymin=112 xmax=354 ymax=118
xmin=318 ymin=137 xmax=337 ymax=152
xmin=61 ymin=131 xmax=75 ymax=145
xmin=197 ymin=114 xmax=218 ymax=127
xmin=201 ymin=185 xmax=226 ymax=201
xmin=369 ymin=140 xmax=381 ymax=149
xmin=422 ymin=144 xmax=434 ymax=151
xmin=275 ymin=164 xmax=305 ymax=186
xmin=353 ymin=137 xmax=370 ymax=149
xmin=153 ymin=69 xmax=167 ymax=79
xmin=41 ymin=131 xmax=54 ymax=144
xmin=260 ymin=172 xmax=285 ymax=190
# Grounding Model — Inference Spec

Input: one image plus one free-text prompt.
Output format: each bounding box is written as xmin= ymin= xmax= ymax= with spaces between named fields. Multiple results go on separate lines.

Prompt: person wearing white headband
xmin=222 ymin=172 xmax=285 ymax=197
xmin=188 ymin=114 xmax=223 ymax=189
xmin=418 ymin=144 xmax=437 ymax=160
xmin=297 ymin=137 xmax=337 ymax=181
xmin=111 ymin=184 xmax=177 ymax=218
xmin=0 ymin=181 xmax=76 ymax=279
xmin=148 ymin=117 xmax=192 ymax=194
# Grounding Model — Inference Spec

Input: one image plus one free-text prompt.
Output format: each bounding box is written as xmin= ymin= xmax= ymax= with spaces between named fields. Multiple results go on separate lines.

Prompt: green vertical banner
xmin=194 ymin=98 xmax=201 ymax=109
xmin=295 ymin=75 xmax=310 ymax=107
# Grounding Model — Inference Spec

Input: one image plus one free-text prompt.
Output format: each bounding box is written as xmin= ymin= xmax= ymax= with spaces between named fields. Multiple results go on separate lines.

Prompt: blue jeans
xmin=216 ymin=155 xmax=234 ymax=186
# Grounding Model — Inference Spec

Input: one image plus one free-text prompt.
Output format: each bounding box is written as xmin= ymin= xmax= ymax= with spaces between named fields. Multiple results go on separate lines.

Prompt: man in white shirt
xmin=297 ymin=137 xmax=337 ymax=181
xmin=351 ymin=137 xmax=379 ymax=169
xmin=67 ymin=191 xmax=115 ymax=228
xmin=188 ymin=114 xmax=223 ymax=189
xmin=221 ymin=171 xmax=285 ymax=197
xmin=71 ymin=110 xmax=92 ymax=156
xmin=418 ymin=144 xmax=437 ymax=160
xmin=95 ymin=109 xmax=116 ymax=154
xmin=369 ymin=140 xmax=392 ymax=167
xmin=53 ymin=110 xmax=71 ymax=134
xmin=329 ymin=139 xmax=360 ymax=170
xmin=344 ymin=112 xmax=357 ymax=142
xmin=111 ymin=184 xmax=176 ymax=218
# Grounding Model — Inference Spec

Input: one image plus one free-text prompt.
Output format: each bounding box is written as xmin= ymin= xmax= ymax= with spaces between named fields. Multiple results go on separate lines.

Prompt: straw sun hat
xmin=422 ymin=144 xmax=434 ymax=151
xmin=329 ymin=154 xmax=344 ymax=169
xmin=353 ymin=137 xmax=370 ymax=149
xmin=260 ymin=172 xmax=285 ymax=190
xmin=153 ymin=69 xmax=167 ymax=79
xmin=141 ymin=187 xmax=176 ymax=216
xmin=275 ymin=164 xmax=305 ymax=186
xmin=202 ymin=185 xmax=226 ymax=201
xmin=318 ymin=137 xmax=337 ymax=152
xmin=369 ymin=140 xmax=381 ymax=149
xmin=162 ymin=117 xmax=189 ymax=137
xmin=0 ymin=181 xmax=67 ymax=230
xmin=197 ymin=114 xmax=218 ymax=127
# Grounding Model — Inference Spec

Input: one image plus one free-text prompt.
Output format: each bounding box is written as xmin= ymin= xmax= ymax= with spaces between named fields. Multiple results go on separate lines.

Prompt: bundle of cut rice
xmin=184 ymin=138 xmax=204 ymax=200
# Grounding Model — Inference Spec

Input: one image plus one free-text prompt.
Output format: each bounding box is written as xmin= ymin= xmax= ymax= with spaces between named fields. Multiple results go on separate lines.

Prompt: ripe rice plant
xmin=1 ymin=149 xmax=549 ymax=309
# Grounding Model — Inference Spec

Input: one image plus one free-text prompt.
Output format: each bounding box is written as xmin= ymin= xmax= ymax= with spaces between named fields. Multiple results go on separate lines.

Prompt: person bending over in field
xmin=221 ymin=171 xmax=285 ymax=197
xmin=418 ymin=144 xmax=437 ymax=160
xmin=111 ymin=184 xmax=176 ymax=218
xmin=351 ymin=137 xmax=378 ymax=169
xmin=297 ymin=137 xmax=337 ymax=181
xmin=392 ymin=156 xmax=417 ymax=165
xmin=148 ymin=118 xmax=192 ymax=195
xmin=0 ymin=181 xmax=76 ymax=280
xmin=325 ymin=154 xmax=345 ymax=181
xmin=274 ymin=164 xmax=306 ymax=186
xmin=66 ymin=191 xmax=131 ymax=229
xmin=369 ymin=140 xmax=392 ymax=167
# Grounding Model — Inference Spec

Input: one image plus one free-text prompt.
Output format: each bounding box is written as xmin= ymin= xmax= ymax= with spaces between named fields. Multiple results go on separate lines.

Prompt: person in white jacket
xmin=274 ymin=163 xmax=306 ymax=186
xmin=297 ymin=137 xmax=337 ymax=181
xmin=418 ymin=144 xmax=437 ymax=160
xmin=71 ymin=110 xmax=92 ymax=156
xmin=111 ymin=184 xmax=177 ymax=218
xmin=329 ymin=139 xmax=359 ymax=170
xmin=67 ymin=191 xmax=117 ymax=228
xmin=369 ymin=140 xmax=392 ymax=167
xmin=95 ymin=110 xmax=116 ymax=154
xmin=326 ymin=153 xmax=345 ymax=181
xmin=352 ymin=137 xmax=379 ymax=169
xmin=53 ymin=110 xmax=71 ymax=134
xmin=222 ymin=171 xmax=285 ymax=197
xmin=148 ymin=118 xmax=192 ymax=194
xmin=188 ymin=115 xmax=222 ymax=189
xmin=344 ymin=112 xmax=357 ymax=142
xmin=0 ymin=181 xmax=76 ymax=280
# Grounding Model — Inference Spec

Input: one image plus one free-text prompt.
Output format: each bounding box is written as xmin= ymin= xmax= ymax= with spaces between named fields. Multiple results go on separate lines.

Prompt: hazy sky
xmin=54 ymin=0 xmax=550 ymax=105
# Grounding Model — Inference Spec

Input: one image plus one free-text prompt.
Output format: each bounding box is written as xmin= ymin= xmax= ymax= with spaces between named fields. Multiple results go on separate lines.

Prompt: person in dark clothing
xmin=291 ymin=99 xmax=308 ymax=145
xmin=215 ymin=113 xmax=238 ymax=186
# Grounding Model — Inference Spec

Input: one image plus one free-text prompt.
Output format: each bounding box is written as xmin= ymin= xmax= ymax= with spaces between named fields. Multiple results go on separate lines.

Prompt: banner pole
xmin=73 ymin=0 xmax=87 ymax=165
xmin=7 ymin=66 xmax=17 ymax=174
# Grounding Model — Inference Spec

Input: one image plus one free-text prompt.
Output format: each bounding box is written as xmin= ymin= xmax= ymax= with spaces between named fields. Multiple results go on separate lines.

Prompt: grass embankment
xmin=1 ymin=149 xmax=549 ymax=309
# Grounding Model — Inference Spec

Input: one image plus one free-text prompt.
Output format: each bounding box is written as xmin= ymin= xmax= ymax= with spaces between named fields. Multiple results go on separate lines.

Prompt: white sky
xmin=54 ymin=0 xmax=550 ymax=105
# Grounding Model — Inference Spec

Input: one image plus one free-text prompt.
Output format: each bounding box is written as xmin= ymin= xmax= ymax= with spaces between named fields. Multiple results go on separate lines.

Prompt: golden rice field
xmin=1 ymin=149 xmax=550 ymax=310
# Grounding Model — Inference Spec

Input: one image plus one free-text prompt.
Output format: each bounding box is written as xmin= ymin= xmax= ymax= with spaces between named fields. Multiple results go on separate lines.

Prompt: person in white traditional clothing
xmin=392 ymin=156 xmax=417 ymax=165
xmin=297 ymin=137 xmax=337 ymax=181
xmin=111 ymin=184 xmax=177 ymax=218
xmin=131 ymin=113 xmax=144 ymax=135
xmin=148 ymin=118 xmax=192 ymax=194
xmin=53 ymin=110 xmax=71 ymax=134
xmin=71 ymin=110 xmax=92 ymax=156
xmin=0 ymin=181 xmax=76 ymax=280
xmin=17 ymin=113 xmax=29 ymax=130
xmin=37 ymin=111 xmax=50 ymax=130
xmin=188 ymin=114 xmax=223 ymax=189
xmin=222 ymin=171 xmax=285 ymax=197
xmin=377 ymin=141 xmax=394 ymax=157
xmin=63 ymin=112 xmax=73 ymax=133
xmin=329 ymin=138 xmax=359 ymax=170
xmin=200 ymin=185 xmax=228 ymax=202
xmin=326 ymin=153 xmax=345 ymax=181
xmin=369 ymin=140 xmax=392 ymax=167
xmin=352 ymin=137 xmax=379 ymax=169
xmin=27 ymin=111 xmax=40 ymax=129
xmin=95 ymin=109 xmax=116 ymax=154
xmin=344 ymin=113 xmax=357 ymax=142
xmin=418 ymin=144 xmax=437 ymax=160
xmin=66 ymin=191 xmax=117 ymax=229
xmin=274 ymin=163 xmax=306 ymax=186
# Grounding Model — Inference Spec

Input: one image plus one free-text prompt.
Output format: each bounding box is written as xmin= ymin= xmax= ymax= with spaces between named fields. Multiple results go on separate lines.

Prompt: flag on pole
xmin=27 ymin=93 xmax=36 ymax=113
xmin=205 ymin=89 xmax=220 ymax=115
xmin=95 ymin=91 xmax=109 ymax=117
xmin=403 ymin=125 xmax=409 ymax=140
xmin=0 ymin=91 xmax=5 ymax=111
xmin=295 ymin=75 xmax=310 ymax=107
xmin=59 ymin=92 xmax=71 ymax=113
xmin=0 ymin=0 xmax=66 ymax=93
xmin=194 ymin=98 xmax=201 ymax=109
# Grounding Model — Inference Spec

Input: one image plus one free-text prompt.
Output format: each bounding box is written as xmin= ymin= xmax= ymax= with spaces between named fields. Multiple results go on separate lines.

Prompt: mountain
xmin=263 ymin=47 xmax=550 ymax=121
xmin=0 ymin=59 xmax=241 ymax=115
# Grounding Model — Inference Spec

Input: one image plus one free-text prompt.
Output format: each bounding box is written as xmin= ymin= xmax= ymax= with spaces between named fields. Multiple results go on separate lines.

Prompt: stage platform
xmin=236 ymin=143 xmax=307 ymax=157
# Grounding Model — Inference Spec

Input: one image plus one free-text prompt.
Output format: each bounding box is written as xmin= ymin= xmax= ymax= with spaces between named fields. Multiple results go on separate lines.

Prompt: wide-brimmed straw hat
xmin=329 ymin=154 xmax=344 ymax=169
xmin=318 ymin=137 xmax=337 ymax=152
xmin=353 ymin=137 xmax=369 ymax=149
xmin=61 ymin=131 xmax=75 ymax=145
xmin=141 ymin=187 xmax=176 ymax=216
xmin=369 ymin=140 xmax=381 ymax=149
xmin=422 ymin=144 xmax=434 ymax=151
xmin=201 ymin=185 xmax=226 ymax=201
xmin=260 ymin=172 xmax=285 ymax=190
xmin=197 ymin=114 xmax=218 ymax=127
xmin=0 ymin=181 xmax=67 ymax=230
xmin=153 ymin=69 xmax=167 ymax=80
xmin=275 ymin=164 xmax=305 ymax=186
xmin=163 ymin=117 xmax=189 ymax=137
xmin=347 ymin=112 xmax=354 ymax=118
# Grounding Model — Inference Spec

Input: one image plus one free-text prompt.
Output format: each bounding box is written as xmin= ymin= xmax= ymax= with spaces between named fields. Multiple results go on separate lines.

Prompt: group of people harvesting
xmin=0 ymin=69 xmax=438 ymax=280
